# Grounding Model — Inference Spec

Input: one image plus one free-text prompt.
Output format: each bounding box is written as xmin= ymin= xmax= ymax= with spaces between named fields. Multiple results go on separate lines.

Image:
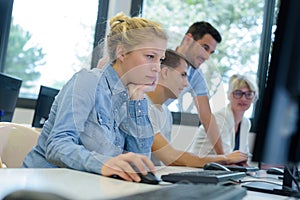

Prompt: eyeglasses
xmin=232 ymin=90 xmax=255 ymax=100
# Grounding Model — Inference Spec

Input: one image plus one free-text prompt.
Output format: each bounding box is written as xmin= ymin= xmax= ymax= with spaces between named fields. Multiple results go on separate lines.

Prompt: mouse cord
xmin=230 ymin=179 xmax=282 ymax=187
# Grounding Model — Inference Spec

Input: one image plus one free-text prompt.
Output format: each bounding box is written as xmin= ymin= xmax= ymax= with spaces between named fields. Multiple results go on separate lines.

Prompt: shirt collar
xmin=102 ymin=64 xmax=128 ymax=96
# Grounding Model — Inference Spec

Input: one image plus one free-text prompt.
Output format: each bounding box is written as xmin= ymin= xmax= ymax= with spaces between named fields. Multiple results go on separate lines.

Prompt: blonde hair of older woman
xmin=228 ymin=74 xmax=259 ymax=101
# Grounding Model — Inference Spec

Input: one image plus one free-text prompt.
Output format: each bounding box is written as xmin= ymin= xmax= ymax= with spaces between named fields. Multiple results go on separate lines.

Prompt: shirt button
xmin=138 ymin=110 xmax=141 ymax=113
xmin=138 ymin=102 xmax=141 ymax=106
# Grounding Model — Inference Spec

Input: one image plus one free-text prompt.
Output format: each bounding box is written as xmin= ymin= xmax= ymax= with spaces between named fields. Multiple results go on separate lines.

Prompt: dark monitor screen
xmin=0 ymin=73 xmax=22 ymax=122
xmin=252 ymin=0 xmax=300 ymax=167
xmin=247 ymin=0 xmax=300 ymax=197
xmin=32 ymin=85 xmax=59 ymax=128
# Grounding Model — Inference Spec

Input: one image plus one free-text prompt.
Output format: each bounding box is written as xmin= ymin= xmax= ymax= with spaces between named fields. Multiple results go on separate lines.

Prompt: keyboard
xmin=224 ymin=165 xmax=259 ymax=172
xmin=114 ymin=183 xmax=247 ymax=200
xmin=161 ymin=170 xmax=246 ymax=184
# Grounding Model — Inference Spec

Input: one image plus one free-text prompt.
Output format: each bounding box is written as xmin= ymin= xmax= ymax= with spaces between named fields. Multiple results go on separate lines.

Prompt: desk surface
xmin=0 ymin=167 xmax=290 ymax=200
xmin=0 ymin=168 xmax=161 ymax=199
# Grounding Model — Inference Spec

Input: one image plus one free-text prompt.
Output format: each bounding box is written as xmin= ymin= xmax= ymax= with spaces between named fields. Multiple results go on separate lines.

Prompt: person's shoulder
xmin=242 ymin=116 xmax=251 ymax=126
xmin=72 ymin=68 xmax=101 ymax=85
xmin=214 ymin=106 xmax=233 ymax=123
xmin=189 ymin=66 xmax=204 ymax=74
xmin=75 ymin=68 xmax=99 ymax=77
xmin=215 ymin=106 xmax=228 ymax=115
xmin=161 ymin=103 xmax=170 ymax=112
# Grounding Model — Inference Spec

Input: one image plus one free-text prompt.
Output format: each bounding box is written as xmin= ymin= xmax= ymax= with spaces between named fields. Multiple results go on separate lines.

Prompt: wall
xmin=12 ymin=108 xmax=34 ymax=125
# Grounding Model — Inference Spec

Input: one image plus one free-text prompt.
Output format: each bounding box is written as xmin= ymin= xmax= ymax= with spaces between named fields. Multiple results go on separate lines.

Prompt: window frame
xmin=0 ymin=0 xmax=14 ymax=72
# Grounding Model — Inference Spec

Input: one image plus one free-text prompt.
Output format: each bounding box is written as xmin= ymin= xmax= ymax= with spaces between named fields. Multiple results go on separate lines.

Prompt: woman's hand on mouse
xmin=101 ymin=152 xmax=155 ymax=182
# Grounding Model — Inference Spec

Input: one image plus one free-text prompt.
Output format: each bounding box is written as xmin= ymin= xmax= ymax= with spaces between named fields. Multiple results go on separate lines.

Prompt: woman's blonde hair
xmin=228 ymin=74 xmax=259 ymax=101
xmin=106 ymin=12 xmax=168 ymax=63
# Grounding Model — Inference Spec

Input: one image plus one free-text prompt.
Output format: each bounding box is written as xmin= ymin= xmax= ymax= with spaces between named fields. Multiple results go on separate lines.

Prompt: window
xmin=1 ymin=0 xmax=280 ymax=123
xmin=142 ymin=0 xmax=279 ymax=118
xmin=5 ymin=0 xmax=98 ymax=98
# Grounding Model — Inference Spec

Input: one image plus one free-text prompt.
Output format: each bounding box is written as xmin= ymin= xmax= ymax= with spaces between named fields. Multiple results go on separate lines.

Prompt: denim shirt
xmin=23 ymin=65 xmax=154 ymax=174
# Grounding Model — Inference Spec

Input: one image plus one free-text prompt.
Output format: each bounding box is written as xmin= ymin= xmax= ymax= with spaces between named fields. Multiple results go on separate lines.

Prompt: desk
xmin=0 ymin=168 xmax=161 ymax=199
xmin=0 ymin=167 xmax=292 ymax=200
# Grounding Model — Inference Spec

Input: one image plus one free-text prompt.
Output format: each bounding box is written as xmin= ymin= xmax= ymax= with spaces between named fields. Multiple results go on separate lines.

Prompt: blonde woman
xmin=190 ymin=74 xmax=259 ymax=160
xmin=23 ymin=13 xmax=167 ymax=182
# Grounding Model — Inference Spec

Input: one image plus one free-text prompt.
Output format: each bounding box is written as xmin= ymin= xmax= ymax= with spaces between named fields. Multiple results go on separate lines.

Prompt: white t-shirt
xmin=147 ymin=96 xmax=173 ymax=166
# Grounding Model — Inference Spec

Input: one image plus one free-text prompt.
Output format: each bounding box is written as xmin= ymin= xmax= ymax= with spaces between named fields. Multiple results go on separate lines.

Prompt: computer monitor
xmin=32 ymin=85 xmax=59 ymax=128
xmin=248 ymin=0 xmax=300 ymax=197
xmin=0 ymin=73 xmax=22 ymax=122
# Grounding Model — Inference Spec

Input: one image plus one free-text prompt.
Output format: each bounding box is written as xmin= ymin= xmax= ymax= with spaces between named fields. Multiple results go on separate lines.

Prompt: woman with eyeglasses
xmin=190 ymin=74 xmax=259 ymax=160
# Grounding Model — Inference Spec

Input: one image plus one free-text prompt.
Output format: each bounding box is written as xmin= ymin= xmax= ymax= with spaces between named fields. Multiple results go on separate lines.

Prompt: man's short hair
xmin=186 ymin=21 xmax=222 ymax=43
xmin=161 ymin=49 xmax=190 ymax=69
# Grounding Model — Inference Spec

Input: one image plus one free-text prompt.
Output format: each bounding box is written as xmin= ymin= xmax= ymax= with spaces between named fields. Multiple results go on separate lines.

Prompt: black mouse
xmin=132 ymin=164 xmax=160 ymax=184
xmin=110 ymin=171 xmax=160 ymax=185
xmin=203 ymin=162 xmax=231 ymax=171
xmin=138 ymin=171 xmax=160 ymax=185
xmin=266 ymin=167 xmax=284 ymax=175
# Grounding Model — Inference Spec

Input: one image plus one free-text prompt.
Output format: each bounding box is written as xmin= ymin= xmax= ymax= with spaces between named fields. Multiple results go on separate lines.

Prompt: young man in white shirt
xmin=147 ymin=49 xmax=248 ymax=167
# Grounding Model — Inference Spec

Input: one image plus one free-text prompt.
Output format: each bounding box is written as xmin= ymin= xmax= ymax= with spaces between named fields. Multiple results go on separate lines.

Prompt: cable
xmin=246 ymin=173 xmax=280 ymax=180
xmin=231 ymin=179 xmax=283 ymax=187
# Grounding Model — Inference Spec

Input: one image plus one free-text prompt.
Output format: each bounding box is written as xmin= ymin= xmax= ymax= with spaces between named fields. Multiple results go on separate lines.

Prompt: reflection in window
xmin=5 ymin=0 xmax=98 ymax=98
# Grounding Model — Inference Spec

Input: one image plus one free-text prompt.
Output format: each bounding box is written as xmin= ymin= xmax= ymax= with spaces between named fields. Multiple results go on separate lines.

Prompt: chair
xmin=0 ymin=122 xmax=39 ymax=168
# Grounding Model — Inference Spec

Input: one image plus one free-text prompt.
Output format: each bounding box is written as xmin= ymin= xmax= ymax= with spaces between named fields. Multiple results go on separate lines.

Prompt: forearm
xmin=167 ymin=150 xmax=248 ymax=167
xmin=46 ymin=139 xmax=110 ymax=174
xmin=203 ymin=115 xmax=224 ymax=154
xmin=152 ymin=134 xmax=236 ymax=168
xmin=166 ymin=151 xmax=229 ymax=167
xmin=193 ymin=96 xmax=224 ymax=154
xmin=152 ymin=143 xmax=227 ymax=167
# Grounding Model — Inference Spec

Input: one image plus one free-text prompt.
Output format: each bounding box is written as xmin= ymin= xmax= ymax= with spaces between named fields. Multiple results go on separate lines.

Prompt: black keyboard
xmin=161 ymin=170 xmax=246 ymax=184
xmin=224 ymin=165 xmax=259 ymax=172
xmin=114 ymin=183 xmax=247 ymax=200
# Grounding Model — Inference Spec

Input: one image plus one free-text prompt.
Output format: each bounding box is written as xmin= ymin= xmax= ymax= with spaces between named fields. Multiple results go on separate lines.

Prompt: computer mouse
xmin=138 ymin=171 xmax=160 ymax=185
xmin=203 ymin=162 xmax=231 ymax=171
xmin=110 ymin=171 xmax=160 ymax=185
xmin=266 ymin=167 xmax=284 ymax=175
